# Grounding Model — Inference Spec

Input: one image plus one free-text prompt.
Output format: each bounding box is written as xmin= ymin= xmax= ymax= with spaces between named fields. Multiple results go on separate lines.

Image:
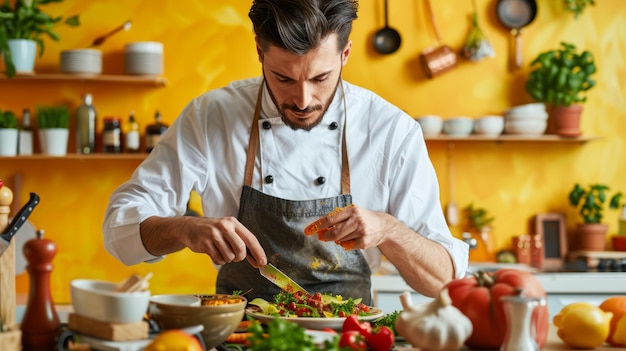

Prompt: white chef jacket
xmin=102 ymin=77 xmax=469 ymax=278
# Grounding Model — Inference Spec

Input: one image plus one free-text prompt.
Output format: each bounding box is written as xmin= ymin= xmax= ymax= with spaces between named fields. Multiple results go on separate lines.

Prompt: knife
xmin=0 ymin=192 xmax=40 ymax=257
xmin=258 ymin=262 xmax=311 ymax=296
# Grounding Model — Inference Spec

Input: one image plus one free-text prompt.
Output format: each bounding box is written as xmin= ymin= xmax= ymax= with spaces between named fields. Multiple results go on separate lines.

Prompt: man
xmin=103 ymin=0 xmax=468 ymax=304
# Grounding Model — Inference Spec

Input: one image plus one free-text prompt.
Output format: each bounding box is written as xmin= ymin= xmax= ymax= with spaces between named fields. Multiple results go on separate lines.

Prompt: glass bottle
xmin=18 ymin=108 xmax=33 ymax=155
xmin=145 ymin=109 xmax=168 ymax=153
xmin=125 ymin=111 xmax=140 ymax=153
xmin=102 ymin=117 xmax=122 ymax=153
xmin=76 ymin=93 xmax=97 ymax=154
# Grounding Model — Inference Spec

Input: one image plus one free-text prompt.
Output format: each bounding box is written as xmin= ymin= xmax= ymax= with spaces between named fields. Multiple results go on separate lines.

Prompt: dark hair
xmin=249 ymin=0 xmax=358 ymax=54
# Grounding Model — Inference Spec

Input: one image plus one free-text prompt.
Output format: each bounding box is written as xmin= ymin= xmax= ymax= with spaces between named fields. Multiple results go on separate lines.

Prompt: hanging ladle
xmin=91 ymin=20 xmax=132 ymax=47
xmin=373 ymin=0 xmax=401 ymax=54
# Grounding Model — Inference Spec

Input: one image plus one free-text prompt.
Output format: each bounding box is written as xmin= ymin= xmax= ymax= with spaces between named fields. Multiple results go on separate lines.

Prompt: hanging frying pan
xmin=496 ymin=0 xmax=537 ymax=70
xmin=373 ymin=0 xmax=401 ymax=54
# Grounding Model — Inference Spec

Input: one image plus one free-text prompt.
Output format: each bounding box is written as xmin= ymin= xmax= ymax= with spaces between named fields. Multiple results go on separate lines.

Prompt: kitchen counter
xmin=372 ymin=272 xmax=626 ymax=319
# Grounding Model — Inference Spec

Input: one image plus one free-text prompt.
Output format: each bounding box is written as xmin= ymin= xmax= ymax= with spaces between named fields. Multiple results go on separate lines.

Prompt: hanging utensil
xmin=419 ymin=0 xmax=458 ymax=78
xmin=90 ymin=20 xmax=132 ymax=47
xmin=372 ymin=0 xmax=401 ymax=55
xmin=496 ymin=0 xmax=537 ymax=70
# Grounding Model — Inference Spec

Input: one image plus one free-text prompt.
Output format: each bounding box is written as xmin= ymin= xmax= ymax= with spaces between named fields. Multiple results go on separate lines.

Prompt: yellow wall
xmin=1 ymin=0 xmax=625 ymax=303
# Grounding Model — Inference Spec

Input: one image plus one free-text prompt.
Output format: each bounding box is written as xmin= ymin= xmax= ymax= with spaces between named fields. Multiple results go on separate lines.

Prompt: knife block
xmin=0 ymin=183 xmax=21 ymax=351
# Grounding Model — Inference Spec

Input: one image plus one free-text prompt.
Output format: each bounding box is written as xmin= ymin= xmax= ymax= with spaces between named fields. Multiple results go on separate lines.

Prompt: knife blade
xmin=0 ymin=192 xmax=40 ymax=257
xmin=258 ymin=262 xmax=310 ymax=296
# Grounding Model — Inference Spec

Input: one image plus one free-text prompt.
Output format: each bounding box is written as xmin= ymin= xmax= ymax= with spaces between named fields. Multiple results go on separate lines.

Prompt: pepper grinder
xmin=21 ymin=229 xmax=60 ymax=351
xmin=500 ymin=288 xmax=546 ymax=351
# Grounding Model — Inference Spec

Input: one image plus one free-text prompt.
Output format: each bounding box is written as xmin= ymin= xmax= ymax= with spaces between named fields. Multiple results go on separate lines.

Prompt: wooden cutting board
xmin=67 ymin=313 xmax=149 ymax=341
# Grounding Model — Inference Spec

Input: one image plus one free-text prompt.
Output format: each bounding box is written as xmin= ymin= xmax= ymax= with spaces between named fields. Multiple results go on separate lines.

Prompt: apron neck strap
xmin=244 ymin=80 xmax=351 ymax=195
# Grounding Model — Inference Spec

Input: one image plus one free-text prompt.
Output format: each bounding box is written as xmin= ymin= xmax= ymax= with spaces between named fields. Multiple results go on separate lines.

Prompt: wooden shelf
xmin=425 ymin=134 xmax=600 ymax=143
xmin=0 ymin=153 xmax=147 ymax=161
xmin=0 ymin=73 xmax=168 ymax=87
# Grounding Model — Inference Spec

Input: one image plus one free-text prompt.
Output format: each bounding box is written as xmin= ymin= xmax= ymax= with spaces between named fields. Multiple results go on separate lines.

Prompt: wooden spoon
xmin=115 ymin=272 xmax=152 ymax=292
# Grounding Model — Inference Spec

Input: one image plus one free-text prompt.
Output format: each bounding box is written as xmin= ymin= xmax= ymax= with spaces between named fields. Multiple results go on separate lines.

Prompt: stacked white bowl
xmin=503 ymin=103 xmax=548 ymax=136
xmin=124 ymin=42 xmax=163 ymax=76
xmin=60 ymin=49 xmax=102 ymax=75
xmin=416 ymin=115 xmax=443 ymax=137
xmin=474 ymin=115 xmax=504 ymax=137
xmin=443 ymin=117 xmax=474 ymax=137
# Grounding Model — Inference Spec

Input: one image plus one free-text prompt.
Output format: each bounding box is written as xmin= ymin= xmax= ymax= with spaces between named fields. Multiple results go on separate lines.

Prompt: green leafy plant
xmin=464 ymin=203 xmax=494 ymax=231
xmin=0 ymin=0 xmax=80 ymax=77
xmin=525 ymin=42 xmax=596 ymax=107
xmin=36 ymin=105 xmax=68 ymax=129
xmin=569 ymin=183 xmax=623 ymax=224
xmin=0 ymin=109 xmax=18 ymax=128
xmin=565 ymin=0 xmax=595 ymax=19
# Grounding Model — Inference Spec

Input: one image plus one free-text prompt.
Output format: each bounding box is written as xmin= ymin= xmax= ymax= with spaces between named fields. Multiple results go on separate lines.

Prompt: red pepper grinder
xmin=21 ymin=229 xmax=60 ymax=351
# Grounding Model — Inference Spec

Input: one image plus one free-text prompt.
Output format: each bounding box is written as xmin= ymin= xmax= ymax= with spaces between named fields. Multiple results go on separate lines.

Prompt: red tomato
xmin=342 ymin=315 xmax=372 ymax=337
xmin=339 ymin=330 xmax=367 ymax=351
xmin=445 ymin=269 xmax=549 ymax=349
xmin=368 ymin=326 xmax=394 ymax=351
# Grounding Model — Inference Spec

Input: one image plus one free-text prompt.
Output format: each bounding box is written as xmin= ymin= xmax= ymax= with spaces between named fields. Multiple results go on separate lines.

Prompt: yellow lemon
xmin=144 ymin=330 xmax=203 ymax=351
xmin=554 ymin=302 xmax=612 ymax=349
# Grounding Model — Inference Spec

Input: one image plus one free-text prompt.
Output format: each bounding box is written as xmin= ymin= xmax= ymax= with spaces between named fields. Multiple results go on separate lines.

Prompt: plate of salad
xmin=245 ymin=291 xmax=384 ymax=330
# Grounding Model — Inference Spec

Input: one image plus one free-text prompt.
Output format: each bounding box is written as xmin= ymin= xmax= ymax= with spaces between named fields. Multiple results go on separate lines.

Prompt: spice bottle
xmin=76 ymin=93 xmax=97 ymax=154
xmin=145 ymin=110 xmax=168 ymax=153
xmin=125 ymin=111 xmax=140 ymax=153
xmin=102 ymin=117 xmax=122 ymax=153
xmin=18 ymin=108 xmax=33 ymax=155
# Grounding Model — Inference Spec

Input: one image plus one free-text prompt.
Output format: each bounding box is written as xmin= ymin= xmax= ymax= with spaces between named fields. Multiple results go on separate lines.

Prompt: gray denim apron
xmin=216 ymin=81 xmax=372 ymax=304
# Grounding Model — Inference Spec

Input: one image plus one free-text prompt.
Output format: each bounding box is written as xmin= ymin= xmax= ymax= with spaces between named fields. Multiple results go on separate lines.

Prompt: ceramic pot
xmin=8 ymin=39 xmax=37 ymax=74
xmin=551 ymin=104 xmax=583 ymax=137
xmin=577 ymin=223 xmax=608 ymax=251
xmin=0 ymin=129 xmax=19 ymax=156
xmin=39 ymin=129 xmax=69 ymax=156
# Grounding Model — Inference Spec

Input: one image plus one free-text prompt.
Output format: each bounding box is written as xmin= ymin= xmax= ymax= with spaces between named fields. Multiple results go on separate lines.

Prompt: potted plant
xmin=565 ymin=0 xmax=595 ymax=19
xmin=525 ymin=41 xmax=596 ymax=137
xmin=464 ymin=203 xmax=495 ymax=261
xmin=569 ymin=183 xmax=623 ymax=251
xmin=0 ymin=108 xmax=18 ymax=155
xmin=37 ymin=104 xmax=69 ymax=156
xmin=0 ymin=0 xmax=80 ymax=78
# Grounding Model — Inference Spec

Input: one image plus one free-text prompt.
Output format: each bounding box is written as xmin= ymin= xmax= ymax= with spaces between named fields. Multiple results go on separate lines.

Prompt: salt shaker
xmin=500 ymin=288 xmax=546 ymax=351
xmin=21 ymin=229 xmax=60 ymax=351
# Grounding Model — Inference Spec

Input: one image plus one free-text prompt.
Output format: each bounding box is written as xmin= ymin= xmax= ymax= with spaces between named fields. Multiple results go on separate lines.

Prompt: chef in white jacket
xmin=103 ymin=0 xmax=468 ymax=304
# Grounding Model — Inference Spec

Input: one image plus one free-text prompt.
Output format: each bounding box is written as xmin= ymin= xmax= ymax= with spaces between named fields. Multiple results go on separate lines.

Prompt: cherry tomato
xmin=339 ymin=330 xmax=367 ymax=351
xmin=368 ymin=326 xmax=394 ymax=351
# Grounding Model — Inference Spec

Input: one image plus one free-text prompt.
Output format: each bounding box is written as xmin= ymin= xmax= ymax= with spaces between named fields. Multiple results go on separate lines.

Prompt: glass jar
xmin=102 ymin=117 xmax=122 ymax=153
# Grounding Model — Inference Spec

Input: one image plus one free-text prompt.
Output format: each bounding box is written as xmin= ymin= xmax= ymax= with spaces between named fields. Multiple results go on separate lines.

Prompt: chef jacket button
xmin=262 ymin=121 xmax=272 ymax=129
xmin=329 ymin=122 xmax=339 ymax=130
xmin=316 ymin=176 xmax=326 ymax=185
xmin=265 ymin=175 xmax=274 ymax=184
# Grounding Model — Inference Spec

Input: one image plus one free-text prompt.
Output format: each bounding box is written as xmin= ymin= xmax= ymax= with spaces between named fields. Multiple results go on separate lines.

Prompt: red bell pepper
xmin=368 ymin=326 xmax=394 ymax=351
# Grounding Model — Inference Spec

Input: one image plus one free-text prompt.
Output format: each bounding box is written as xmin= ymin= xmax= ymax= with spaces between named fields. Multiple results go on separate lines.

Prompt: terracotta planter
xmin=577 ymin=223 xmax=608 ymax=251
xmin=551 ymin=104 xmax=583 ymax=137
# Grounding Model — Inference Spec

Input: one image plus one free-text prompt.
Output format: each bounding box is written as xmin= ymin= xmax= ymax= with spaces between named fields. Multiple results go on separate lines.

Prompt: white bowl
xmin=474 ymin=115 xmax=504 ymax=136
xmin=416 ymin=115 xmax=443 ymax=137
xmin=504 ymin=119 xmax=547 ymax=135
xmin=149 ymin=294 xmax=201 ymax=307
xmin=60 ymin=49 xmax=102 ymax=75
xmin=443 ymin=117 xmax=474 ymax=136
xmin=124 ymin=42 xmax=163 ymax=76
xmin=70 ymin=279 xmax=150 ymax=323
xmin=505 ymin=103 xmax=546 ymax=115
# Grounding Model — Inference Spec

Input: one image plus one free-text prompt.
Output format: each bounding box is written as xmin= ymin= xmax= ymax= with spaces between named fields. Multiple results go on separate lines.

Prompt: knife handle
xmin=1 ymin=192 xmax=40 ymax=240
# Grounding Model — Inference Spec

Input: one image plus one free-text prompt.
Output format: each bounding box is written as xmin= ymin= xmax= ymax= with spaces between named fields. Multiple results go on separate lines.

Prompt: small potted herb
xmin=37 ymin=104 xmax=69 ymax=156
xmin=0 ymin=0 xmax=80 ymax=77
xmin=569 ymin=183 xmax=623 ymax=250
xmin=525 ymin=42 xmax=596 ymax=137
xmin=464 ymin=203 xmax=495 ymax=260
xmin=0 ymin=109 xmax=19 ymax=155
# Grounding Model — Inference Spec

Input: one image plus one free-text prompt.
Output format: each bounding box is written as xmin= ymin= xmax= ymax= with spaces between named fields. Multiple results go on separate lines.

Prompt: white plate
xmin=306 ymin=329 xmax=338 ymax=345
xmin=245 ymin=307 xmax=384 ymax=330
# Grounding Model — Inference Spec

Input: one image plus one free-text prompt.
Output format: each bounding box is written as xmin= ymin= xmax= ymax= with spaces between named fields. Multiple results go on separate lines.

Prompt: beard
xmin=264 ymin=75 xmax=341 ymax=132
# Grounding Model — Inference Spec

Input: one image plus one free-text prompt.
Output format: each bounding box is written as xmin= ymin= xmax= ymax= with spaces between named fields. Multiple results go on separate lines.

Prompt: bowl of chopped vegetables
xmin=148 ymin=293 xmax=247 ymax=349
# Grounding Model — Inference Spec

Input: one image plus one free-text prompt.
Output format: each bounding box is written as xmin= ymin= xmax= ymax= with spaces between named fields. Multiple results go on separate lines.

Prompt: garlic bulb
xmin=395 ymin=288 xmax=472 ymax=351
